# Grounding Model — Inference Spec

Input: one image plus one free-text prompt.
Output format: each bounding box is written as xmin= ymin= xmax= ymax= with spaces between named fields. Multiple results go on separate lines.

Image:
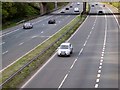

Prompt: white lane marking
xmin=102 ymin=49 xmax=105 ymax=52
xmin=95 ymin=84 xmax=99 ymax=88
xmin=99 ymin=66 xmax=102 ymax=69
xmin=101 ymin=57 xmax=103 ymax=59
xmin=1 ymin=28 xmax=21 ymax=37
xmin=19 ymin=42 xmax=24 ymax=46
xmin=0 ymin=42 xmax=5 ymax=45
xmin=32 ymin=16 xmax=53 ymax=24
xmin=21 ymin=15 xmax=85 ymax=88
xmin=96 ymin=79 xmax=100 ymax=83
xmin=58 ymin=74 xmax=68 ymax=89
xmin=97 ymin=74 xmax=101 ymax=78
xmin=100 ymin=59 xmax=103 ymax=62
xmin=101 ymin=53 xmax=104 ymax=57
xmin=100 ymin=62 xmax=103 ymax=66
xmin=84 ymin=40 xmax=87 ymax=46
xmin=98 ymin=70 xmax=101 ymax=73
xmin=90 ymin=31 xmax=92 ymax=35
xmin=40 ymin=36 xmax=51 ymax=38
xmin=87 ymin=34 xmax=90 ymax=40
xmin=70 ymin=59 xmax=77 ymax=69
xmin=2 ymin=50 xmax=8 ymax=55
xmin=102 ymin=52 xmax=104 ymax=54
xmin=103 ymin=45 xmax=105 ymax=48
xmin=31 ymin=36 xmax=38 ymax=39
xmin=21 ymin=52 xmax=57 ymax=88
xmin=106 ymin=6 xmax=120 ymax=28
xmin=79 ymin=48 xmax=83 ymax=55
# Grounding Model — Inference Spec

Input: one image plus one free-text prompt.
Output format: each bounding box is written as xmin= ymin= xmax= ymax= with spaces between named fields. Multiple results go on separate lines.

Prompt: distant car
xmin=98 ymin=11 xmax=104 ymax=14
xmin=23 ymin=22 xmax=33 ymax=29
xmin=74 ymin=7 xmax=79 ymax=12
xmin=66 ymin=7 xmax=69 ymax=10
xmin=70 ymin=5 xmax=72 ymax=8
xmin=91 ymin=5 xmax=94 ymax=7
xmin=103 ymin=5 xmax=105 ymax=7
xmin=48 ymin=19 xmax=56 ymax=24
xmin=57 ymin=43 xmax=73 ymax=56
xmin=77 ymin=2 xmax=80 ymax=5
xmin=61 ymin=9 xmax=65 ymax=13
xmin=96 ymin=4 xmax=98 ymax=5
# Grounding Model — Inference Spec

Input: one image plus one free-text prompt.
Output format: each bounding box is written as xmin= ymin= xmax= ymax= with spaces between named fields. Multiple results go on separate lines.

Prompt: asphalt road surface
xmin=21 ymin=3 xmax=118 ymax=89
xmin=2 ymin=2 xmax=83 ymax=70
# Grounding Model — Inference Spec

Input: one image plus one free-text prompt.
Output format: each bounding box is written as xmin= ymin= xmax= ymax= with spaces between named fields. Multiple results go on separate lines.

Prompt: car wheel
xmin=67 ymin=54 xmax=70 ymax=57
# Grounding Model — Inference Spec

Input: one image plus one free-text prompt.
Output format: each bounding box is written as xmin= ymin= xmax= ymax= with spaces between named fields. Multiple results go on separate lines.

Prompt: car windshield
xmin=60 ymin=45 xmax=69 ymax=49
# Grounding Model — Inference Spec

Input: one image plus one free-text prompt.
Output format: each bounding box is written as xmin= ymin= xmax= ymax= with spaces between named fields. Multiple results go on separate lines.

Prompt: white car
xmin=77 ymin=2 xmax=80 ymax=5
xmin=74 ymin=7 xmax=79 ymax=12
xmin=23 ymin=22 xmax=33 ymax=29
xmin=57 ymin=43 xmax=73 ymax=56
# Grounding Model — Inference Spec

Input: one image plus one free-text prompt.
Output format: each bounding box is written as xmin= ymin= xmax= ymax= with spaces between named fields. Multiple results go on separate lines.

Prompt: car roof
xmin=61 ymin=43 xmax=71 ymax=45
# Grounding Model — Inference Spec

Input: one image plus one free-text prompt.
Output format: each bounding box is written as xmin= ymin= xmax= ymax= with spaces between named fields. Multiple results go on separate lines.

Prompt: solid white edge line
xmin=106 ymin=6 xmax=120 ymax=28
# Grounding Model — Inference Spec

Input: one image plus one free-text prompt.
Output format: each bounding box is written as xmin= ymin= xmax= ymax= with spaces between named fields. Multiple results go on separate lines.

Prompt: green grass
xmin=111 ymin=2 xmax=119 ymax=9
xmin=1 ymin=14 xmax=87 ymax=89
xmin=109 ymin=2 xmax=120 ymax=10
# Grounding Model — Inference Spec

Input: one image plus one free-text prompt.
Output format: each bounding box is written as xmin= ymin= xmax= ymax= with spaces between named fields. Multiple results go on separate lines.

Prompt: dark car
xmin=66 ymin=7 xmax=69 ymax=10
xmin=96 ymin=4 xmax=98 ymax=5
xmin=48 ymin=19 xmax=56 ymax=24
xmin=70 ymin=5 xmax=72 ymax=8
xmin=103 ymin=5 xmax=105 ymax=7
xmin=98 ymin=11 xmax=104 ymax=14
xmin=61 ymin=9 xmax=65 ymax=13
xmin=91 ymin=5 xmax=94 ymax=7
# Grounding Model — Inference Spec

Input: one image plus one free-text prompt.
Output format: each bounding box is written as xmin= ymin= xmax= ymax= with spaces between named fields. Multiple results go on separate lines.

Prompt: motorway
xmin=21 ymin=3 xmax=118 ymax=88
xmin=2 ymin=3 xmax=83 ymax=70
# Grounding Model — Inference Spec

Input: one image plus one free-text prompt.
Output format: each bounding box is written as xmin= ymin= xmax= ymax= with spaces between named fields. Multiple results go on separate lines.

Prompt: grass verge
xmin=107 ymin=2 xmax=120 ymax=10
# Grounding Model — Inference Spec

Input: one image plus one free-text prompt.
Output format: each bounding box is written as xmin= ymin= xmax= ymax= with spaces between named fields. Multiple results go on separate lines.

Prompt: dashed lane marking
xmin=2 ymin=50 xmax=8 ymax=55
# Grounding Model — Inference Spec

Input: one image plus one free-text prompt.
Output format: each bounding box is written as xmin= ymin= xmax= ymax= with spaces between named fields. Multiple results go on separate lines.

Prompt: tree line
xmin=2 ymin=2 xmax=40 ymax=23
